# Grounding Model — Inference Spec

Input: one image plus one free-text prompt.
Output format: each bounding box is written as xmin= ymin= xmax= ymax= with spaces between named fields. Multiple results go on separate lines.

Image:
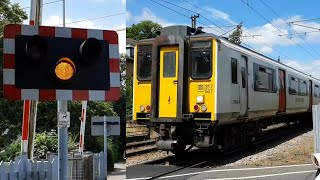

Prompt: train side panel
xmin=285 ymin=70 xmax=309 ymax=114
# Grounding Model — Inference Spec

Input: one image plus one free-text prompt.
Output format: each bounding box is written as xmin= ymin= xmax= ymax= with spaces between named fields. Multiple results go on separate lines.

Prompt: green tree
xmin=228 ymin=22 xmax=243 ymax=45
xmin=0 ymin=0 xmax=27 ymax=148
xmin=126 ymin=20 xmax=162 ymax=40
xmin=0 ymin=0 xmax=28 ymax=85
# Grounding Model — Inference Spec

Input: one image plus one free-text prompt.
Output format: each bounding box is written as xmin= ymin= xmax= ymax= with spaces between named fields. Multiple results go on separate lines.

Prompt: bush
xmin=34 ymin=130 xmax=58 ymax=159
xmin=107 ymin=147 xmax=114 ymax=171
xmin=0 ymin=138 xmax=21 ymax=161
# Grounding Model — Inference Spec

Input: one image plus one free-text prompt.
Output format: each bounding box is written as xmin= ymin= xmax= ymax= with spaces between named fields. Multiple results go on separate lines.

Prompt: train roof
xmin=136 ymin=25 xmax=320 ymax=82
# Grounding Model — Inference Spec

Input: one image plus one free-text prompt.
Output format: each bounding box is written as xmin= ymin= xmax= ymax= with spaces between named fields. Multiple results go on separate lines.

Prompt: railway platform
xmin=127 ymin=164 xmax=317 ymax=180
xmin=107 ymin=161 xmax=126 ymax=180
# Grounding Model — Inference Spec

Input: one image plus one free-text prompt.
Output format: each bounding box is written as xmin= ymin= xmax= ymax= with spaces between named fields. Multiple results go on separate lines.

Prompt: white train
xmin=133 ymin=25 xmax=317 ymax=153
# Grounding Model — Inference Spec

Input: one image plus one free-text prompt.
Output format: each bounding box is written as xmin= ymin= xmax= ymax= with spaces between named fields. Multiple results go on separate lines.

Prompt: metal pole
xmin=103 ymin=116 xmax=108 ymax=180
xmin=25 ymin=0 xmax=40 ymax=160
xmin=58 ymin=100 xmax=68 ymax=180
xmin=63 ymin=0 xmax=66 ymax=27
xmin=57 ymin=1 xmax=68 ymax=179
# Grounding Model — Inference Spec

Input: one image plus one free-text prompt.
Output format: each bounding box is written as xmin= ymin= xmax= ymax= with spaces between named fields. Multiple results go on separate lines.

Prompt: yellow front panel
xmin=159 ymin=46 xmax=179 ymax=118
xmin=133 ymin=45 xmax=151 ymax=121
xmin=189 ymin=39 xmax=217 ymax=121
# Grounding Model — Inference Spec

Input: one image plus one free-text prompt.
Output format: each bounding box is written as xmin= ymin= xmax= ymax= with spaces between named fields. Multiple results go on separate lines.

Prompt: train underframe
xmin=152 ymin=112 xmax=311 ymax=154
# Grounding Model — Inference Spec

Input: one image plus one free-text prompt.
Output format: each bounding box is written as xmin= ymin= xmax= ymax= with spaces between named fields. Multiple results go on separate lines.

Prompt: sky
xmin=127 ymin=0 xmax=320 ymax=78
xmin=11 ymin=0 xmax=126 ymax=53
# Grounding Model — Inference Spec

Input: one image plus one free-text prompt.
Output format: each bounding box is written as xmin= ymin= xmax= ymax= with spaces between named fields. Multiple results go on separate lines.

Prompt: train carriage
xmin=132 ymin=25 xmax=320 ymax=153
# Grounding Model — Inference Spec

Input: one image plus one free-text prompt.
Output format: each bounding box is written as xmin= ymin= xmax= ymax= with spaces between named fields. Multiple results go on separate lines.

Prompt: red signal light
xmin=194 ymin=104 xmax=199 ymax=112
xmin=146 ymin=105 xmax=151 ymax=112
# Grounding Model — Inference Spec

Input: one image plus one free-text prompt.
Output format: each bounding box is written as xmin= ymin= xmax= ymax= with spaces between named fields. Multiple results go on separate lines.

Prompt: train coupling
xmin=195 ymin=135 xmax=213 ymax=148
xmin=156 ymin=140 xmax=177 ymax=151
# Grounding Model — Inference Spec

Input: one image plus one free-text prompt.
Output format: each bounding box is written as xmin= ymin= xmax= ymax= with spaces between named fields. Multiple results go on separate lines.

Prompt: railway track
xmin=141 ymin=121 xmax=312 ymax=179
xmin=126 ymin=139 xmax=158 ymax=157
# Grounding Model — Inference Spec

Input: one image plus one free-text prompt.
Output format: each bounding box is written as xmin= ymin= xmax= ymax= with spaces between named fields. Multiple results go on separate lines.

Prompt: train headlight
xmin=201 ymin=104 xmax=207 ymax=112
xmin=196 ymin=95 xmax=204 ymax=104
xmin=140 ymin=105 xmax=145 ymax=112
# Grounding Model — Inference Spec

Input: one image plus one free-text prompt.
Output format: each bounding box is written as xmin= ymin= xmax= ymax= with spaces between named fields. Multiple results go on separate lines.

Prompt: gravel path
xmin=225 ymin=130 xmax=314 ymax=166
xmin=126 ymin=128 xmax=314 ymax=167
xmin=126 ymin=150 xmax=173 ymax=166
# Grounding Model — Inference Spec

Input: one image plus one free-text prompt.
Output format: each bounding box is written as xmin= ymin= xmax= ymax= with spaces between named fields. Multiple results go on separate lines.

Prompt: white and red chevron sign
xmin=3 ymin=24 xmax=120 ymax=101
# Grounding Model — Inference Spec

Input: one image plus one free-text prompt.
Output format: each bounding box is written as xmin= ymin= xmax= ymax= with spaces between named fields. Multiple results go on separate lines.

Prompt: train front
xmin=133 ymin=25 xmax=218 ymax=153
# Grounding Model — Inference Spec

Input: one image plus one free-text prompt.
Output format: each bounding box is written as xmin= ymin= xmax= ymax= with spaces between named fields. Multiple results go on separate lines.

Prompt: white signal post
xmin=79 ymin=101 xmax=88 ymax=156
xmin=312 ymin=105 xmax=320 ymax=179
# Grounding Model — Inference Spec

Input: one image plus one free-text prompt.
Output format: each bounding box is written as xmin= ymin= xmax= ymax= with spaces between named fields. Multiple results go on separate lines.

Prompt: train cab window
xmin=190 ymin=41 xmax=212 ymax=79
xmin=299 ymin=80 xmax=307 ymax=95
xmin=315 ymin=85 xmax=320 ymax=97
xmin=289 ymin=77 xmax=299 ymax=94
xmin=231 ymin=58 xmax=238 ymax=84
xmin=137 ymin=45 xmax=152 ymax=80
xmin=163 ymin=52 xmax=176 ymax=77
xmin=253 ymin=63 xmax=276 ymax=92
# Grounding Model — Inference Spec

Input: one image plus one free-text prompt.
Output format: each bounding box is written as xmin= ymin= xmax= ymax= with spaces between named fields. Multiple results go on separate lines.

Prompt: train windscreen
xmin=137 ymin=45 xmax=152 ymax=80
xmin=190 ymin=41 xmax=212 ymax=79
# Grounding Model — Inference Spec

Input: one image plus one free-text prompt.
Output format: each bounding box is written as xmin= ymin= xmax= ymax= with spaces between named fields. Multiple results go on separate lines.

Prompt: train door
xmin=278 ymin=69 xmax=286 ymax=113
xmin=158 ymin=46 xmax=179 ymax=118
xmin=239 ymin=56 xmax=248 ymax=116
xmin=309 ymin=80 xmax=313 ymax=109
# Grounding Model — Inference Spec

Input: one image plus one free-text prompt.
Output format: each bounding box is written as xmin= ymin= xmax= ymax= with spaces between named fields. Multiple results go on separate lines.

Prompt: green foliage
xmin=126 ymin=20 xmax=162 ymax=40
xmin=0 ymin=0 xmax=27 ymax=86
xmin=107 ymin=147 xmax=114 ymax=171
xmin=0 ymin=138 xmax=21 ymax=161
xmin=34 ymin=131 xmax=58 ymax=159
xmin=0 ymin=0 xmax=27 ymax=149
xmin=126 ymin=78 xmax=133 ymax=119
xmin=0 ymin=131 xmax=78 ymax=161
xmin=228 ymin=23 xmax=243 ymax=45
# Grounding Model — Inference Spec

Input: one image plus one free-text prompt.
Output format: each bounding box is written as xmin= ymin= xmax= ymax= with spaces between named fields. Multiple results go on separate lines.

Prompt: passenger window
xmin=231 ymin=58 xmax=237 ymax=84
xmin=289 ymin=77 xmax=299 ymax=94
xmin=253 ymin=63 xmax=276 ymax=93
xmin=299 ymin=80 xmax=307 ymax=95
xmin=241 ymin=67 xmax=246 ymax=88
xmin=163 ymin=52 xmax=176 ymax=78
xmin=315 ymin=85 xmax=320 ymax=97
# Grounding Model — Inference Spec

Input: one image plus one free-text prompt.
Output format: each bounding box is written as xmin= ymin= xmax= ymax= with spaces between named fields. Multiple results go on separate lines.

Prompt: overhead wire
xmin=288 ymin=17 xmax=320 ymax=24
xmin=290 ymin=23 xmax=320 ymax=31
xmin=150 ymin=0 xmax=224 ymax=34
xmin=150 ymin=0 xmax=283 ymax=60
xmin=158 ymin=0 xmax=228 ymax=33
xmin=258 ymin=0 xmax=320 ymax=58
xmin=240 ymin=0 xmax=318 ymax=60
xmin=22 ymin=0 xmax=63 ymax=9
xmin=177 ymin=0 xmax=294 ymax=60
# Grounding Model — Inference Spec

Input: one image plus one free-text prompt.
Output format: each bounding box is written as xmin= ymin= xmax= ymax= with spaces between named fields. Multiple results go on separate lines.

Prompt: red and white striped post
xmin=21 ymin=0 xmax=37 ymax=155
xmin=79 ymin=101 xmax=87 ymax=155
xmin=21 ymin=100 xmax=31 ymax=154
xmin=29 ymin=0 xmax=36 ymax=25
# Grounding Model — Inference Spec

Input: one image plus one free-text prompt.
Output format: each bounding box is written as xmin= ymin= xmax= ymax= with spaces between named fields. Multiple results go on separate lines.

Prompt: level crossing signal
xmin=3 ymin=24 xmax=120 ymax=101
